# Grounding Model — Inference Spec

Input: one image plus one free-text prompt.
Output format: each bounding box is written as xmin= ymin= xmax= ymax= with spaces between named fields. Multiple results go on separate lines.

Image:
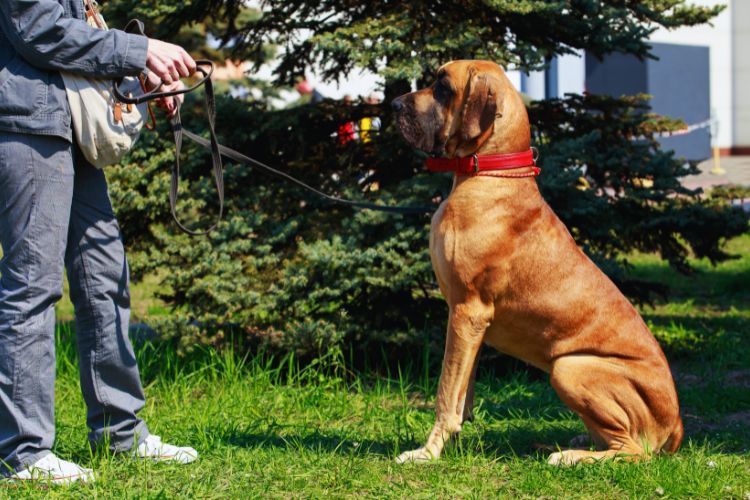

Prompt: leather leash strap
xmin=112 ymin=24 xmax=540 ymax=234
xmin=114 ymin=21 xmax=431 ymax=233
xmin=178 ymin=129 xmax=434 ymax=215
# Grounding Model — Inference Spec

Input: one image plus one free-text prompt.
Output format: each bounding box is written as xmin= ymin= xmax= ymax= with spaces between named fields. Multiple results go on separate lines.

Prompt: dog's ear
xmin=460 ymin=70 xmax=503 ymax=143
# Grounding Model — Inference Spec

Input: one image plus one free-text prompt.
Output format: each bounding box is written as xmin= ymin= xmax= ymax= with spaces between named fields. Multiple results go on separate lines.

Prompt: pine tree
xmin=102 ymin=0 xmax=748 ymax=355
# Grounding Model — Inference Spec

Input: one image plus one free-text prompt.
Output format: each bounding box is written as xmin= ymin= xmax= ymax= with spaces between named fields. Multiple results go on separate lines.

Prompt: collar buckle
xmin=471 ymin=153 xmax=480 ymax=174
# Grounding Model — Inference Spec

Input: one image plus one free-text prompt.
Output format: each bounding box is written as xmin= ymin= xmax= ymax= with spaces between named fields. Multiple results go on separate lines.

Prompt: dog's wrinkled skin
xmin=391 ymin=60 xmax=683 ymax=466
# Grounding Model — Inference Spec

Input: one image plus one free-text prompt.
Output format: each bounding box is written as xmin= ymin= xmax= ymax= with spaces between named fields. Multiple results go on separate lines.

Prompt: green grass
xmin=3 ymin=236 xmax=749 ymax=498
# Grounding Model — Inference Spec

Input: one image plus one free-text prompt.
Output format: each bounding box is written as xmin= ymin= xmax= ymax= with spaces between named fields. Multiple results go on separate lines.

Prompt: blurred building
xmin=507 ymin=0 xmax=749 ymax=160
xmin=212 ymin=59 xmax=252 ymax=80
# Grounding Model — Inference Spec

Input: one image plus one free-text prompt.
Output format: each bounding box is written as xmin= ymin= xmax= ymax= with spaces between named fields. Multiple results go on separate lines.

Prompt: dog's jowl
xmin=392 ymin=60 xmax=682 ymax=466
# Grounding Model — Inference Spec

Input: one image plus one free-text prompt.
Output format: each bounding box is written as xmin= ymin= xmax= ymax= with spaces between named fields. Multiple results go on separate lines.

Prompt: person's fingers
xmin=179 ymin=47 xmax=196 ymax=76
xmin=147 ymin=56 xmax=171 ymax=84
xmin=145 ymin=69 xmax=161 ymax=90
xmin=165 ymin=96 xmax=179 ymax=118
xmin=160 ymin=54 xmax=179 ymax=84
xmin=172 ymin=56 xmax=189 ymax=79
xmin=147 ymin=39 xmax=195 ymax=81
xmin=146 ymin=55 xmax=175 ymax=84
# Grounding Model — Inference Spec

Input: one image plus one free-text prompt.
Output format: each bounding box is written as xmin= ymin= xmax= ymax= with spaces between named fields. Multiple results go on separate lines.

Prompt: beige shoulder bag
xmin=61 ymin=0 xmax=154 ymax=168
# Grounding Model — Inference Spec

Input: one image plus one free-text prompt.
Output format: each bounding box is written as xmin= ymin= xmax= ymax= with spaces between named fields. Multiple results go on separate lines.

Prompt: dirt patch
xmin=720 ymin=411 xmax=750 ymax=428
xmin=681 ymin=410 xmax=710 ymax=435
xmin=682 ymin=408 xmax=750 ymax=436
xmin=673 ymin=369 xmax=750 ymax=389
xmin=677 ymin=373 xmax=704 ymax=388
xmin=408 ymin=392 xmax=434 ymax=410
xmin=725 ymin=370 xmax=750 ymax=388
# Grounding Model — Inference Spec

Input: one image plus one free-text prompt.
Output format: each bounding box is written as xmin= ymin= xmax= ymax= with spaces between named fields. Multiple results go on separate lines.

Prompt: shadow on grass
xmin=630 ymin=262 xmax=750 ymax=310
xmin=644 ymin=314 xmax=748 ymax=368
xmin=204 ymin=423 xmax=580 ymax=461
xmin=196 ymin=379 xmax=574 ymax=461
xmin=218 ymin=428 xmax=394 ymax=457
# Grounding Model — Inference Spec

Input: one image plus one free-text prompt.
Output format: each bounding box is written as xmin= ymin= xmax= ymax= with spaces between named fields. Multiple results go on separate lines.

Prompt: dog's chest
xmin=428 ymin=201 xmax=507 ymax=292
xmin=429 ymin=204 xmax=456 ymax=290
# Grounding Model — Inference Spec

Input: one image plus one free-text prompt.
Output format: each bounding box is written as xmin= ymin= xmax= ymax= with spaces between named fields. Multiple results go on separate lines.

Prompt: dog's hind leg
xmin=546 ymin=354 xmax=672 ymax=466
xmin=396 ymin=300 xmax=490 ymax=464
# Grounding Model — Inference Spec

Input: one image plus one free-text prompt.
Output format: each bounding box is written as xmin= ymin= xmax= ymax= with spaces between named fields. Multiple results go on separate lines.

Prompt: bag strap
xmin=83 ymin=0 xmax=107 ymax=30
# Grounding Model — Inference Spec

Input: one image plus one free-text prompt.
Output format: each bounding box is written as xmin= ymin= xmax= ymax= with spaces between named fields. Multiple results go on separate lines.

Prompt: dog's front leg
xmin=462 ymin=354 xmax=480 ymax=423
xmin=396 ymin=303 xmax=489 ymax=464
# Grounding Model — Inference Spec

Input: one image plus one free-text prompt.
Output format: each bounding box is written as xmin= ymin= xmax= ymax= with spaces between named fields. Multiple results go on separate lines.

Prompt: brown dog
xmin=391 ymin=60 xmax=682 ymax=466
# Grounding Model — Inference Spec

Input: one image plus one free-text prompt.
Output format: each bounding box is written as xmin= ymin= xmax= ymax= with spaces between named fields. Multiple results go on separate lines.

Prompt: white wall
xmin=520 ymin=70 xmax=546 ymax=100
xmin=304 ymin=69 xmax=383 ymax=101
xmin=556 ymin=49 xmax=586 ymax=96
xmin=648 ymin=0 xmax=733 ymax=148
xmin=505 ymin=69 xmax=522 ymax=93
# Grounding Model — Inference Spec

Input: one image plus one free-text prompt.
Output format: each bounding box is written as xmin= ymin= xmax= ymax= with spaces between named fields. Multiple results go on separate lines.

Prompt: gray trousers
xmin=0 ymin=132 xmax=149 ymax=473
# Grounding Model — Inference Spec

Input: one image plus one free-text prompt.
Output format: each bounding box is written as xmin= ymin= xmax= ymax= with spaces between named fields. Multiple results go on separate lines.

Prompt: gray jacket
xmin=0 ymin=0 xmax=148 ymax=140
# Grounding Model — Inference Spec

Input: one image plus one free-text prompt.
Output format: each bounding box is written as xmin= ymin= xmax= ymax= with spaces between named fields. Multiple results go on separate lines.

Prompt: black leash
xmin=179 ymin=128 xmax=434 ymax=216
xmin=114 ymin=24 xmax=432 ymax=235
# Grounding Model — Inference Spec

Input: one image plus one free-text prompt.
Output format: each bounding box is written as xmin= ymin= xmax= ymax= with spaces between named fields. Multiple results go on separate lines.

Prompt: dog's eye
xmin=433 ymin=79 xmax=453 ymax=102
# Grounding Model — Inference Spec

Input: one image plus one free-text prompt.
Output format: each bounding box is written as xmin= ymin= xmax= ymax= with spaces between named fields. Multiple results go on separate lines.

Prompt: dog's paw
xmin=548 ymin=450 xmax=591 ymax=466
xmin=547 ymin=451 xmax=569 ymax=467
xmin=395 ymin=447 xmax=436 ymax=464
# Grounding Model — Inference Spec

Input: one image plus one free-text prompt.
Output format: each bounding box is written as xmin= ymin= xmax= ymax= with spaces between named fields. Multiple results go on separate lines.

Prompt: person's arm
xmin=0 ymin=0 xmax=147 ymax=78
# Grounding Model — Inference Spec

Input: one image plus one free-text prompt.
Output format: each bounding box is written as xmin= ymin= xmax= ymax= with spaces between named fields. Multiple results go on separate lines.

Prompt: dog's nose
xmin=391 ymin=98 xmax=405 ymax=112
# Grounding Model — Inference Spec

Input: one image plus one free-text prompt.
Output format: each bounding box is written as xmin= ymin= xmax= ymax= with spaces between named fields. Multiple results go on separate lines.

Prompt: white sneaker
xmin=135 ymin=435 xmax=198 ymax=464
xmin=8 ymin=453 xmax=95 ymax=485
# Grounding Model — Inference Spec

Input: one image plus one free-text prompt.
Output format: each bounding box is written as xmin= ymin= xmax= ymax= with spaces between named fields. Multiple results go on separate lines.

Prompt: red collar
xmin=425 ymin=148 xmax=540 ymax=178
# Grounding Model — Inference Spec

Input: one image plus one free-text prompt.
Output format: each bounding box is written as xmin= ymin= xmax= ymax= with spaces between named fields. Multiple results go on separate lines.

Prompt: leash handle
xmin=113 ymin=62 xmax=214 ymax=105
xmin=112 ymin=20 xmax=215 ymax=105
xmin=110 ymin=19 xmax=223 ymax=235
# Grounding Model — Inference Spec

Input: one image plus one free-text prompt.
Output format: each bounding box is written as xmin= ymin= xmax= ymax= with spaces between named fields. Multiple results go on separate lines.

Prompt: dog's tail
xmin=662 ymin=416 xmax=684 ymax=454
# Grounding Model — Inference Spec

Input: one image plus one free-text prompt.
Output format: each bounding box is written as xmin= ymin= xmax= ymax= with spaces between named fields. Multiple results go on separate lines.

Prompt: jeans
xmin=0 ymin=132 xmax=149 ymax=473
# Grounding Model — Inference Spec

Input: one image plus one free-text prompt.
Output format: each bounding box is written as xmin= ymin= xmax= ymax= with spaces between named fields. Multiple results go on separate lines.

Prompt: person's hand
xmin=144 ymin=71 xmax=185 ymax=119
xmin=146 ymin=38 xmax=196 ymax=84
xmin=158 ymin=80 xmax=185 ymax=119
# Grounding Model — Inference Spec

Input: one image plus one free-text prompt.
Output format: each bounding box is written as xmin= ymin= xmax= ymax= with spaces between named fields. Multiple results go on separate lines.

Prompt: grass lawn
xmin=3 ymin=235 xmax=749 ymax=498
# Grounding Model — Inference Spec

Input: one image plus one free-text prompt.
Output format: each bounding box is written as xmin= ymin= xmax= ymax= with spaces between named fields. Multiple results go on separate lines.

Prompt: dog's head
xmin=392 ymin=60 xmax=529 ymax=158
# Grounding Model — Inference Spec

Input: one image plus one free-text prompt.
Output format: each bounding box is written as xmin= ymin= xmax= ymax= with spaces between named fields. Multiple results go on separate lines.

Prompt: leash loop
xmin=113 ymin=62 xmax=214 ymax=106
xmin=112 ymin=21 xmax=224 ymax=235
xmin=166 ymin=66 xmax=224 ymax=236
